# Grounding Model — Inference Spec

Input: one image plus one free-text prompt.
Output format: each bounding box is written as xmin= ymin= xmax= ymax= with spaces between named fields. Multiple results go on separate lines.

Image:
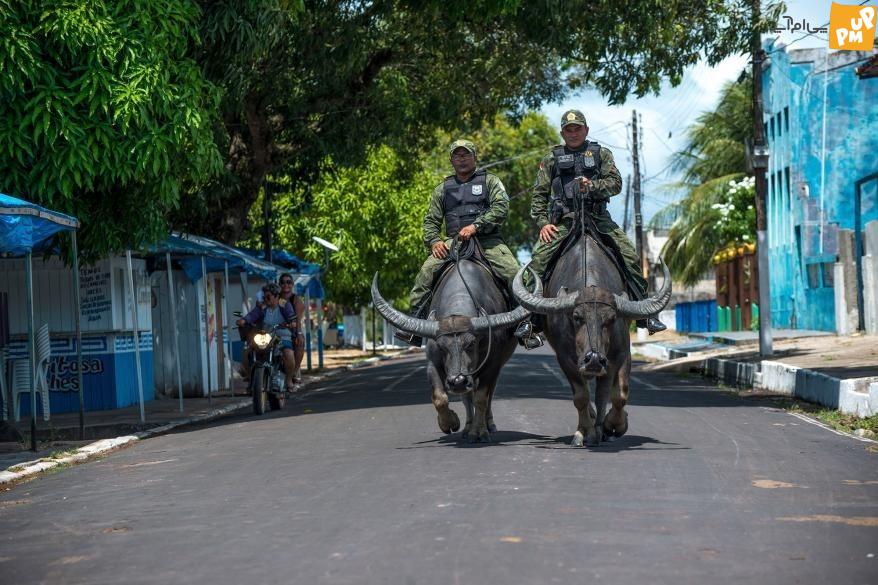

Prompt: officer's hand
xmin=431 ymin=241 xmax=449 ymax=259
xmin=458 ymin=225 xmax=477 ymax=241
xmin=539 ymin=224 xmax=559 ymax=244
xmin=236 ymin=318 xmax=246 ymax=327
xmin=579 ymin=177 xmax=594 ymax=192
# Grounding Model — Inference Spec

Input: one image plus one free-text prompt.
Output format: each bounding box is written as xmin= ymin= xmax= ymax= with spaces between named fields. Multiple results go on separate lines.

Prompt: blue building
xmin=762 ymin=43 xmax=878 ymax=332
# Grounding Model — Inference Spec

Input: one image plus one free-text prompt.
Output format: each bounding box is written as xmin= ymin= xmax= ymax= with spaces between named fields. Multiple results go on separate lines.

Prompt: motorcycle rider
xmin=236 ymin=283 xmax=298 ymax=393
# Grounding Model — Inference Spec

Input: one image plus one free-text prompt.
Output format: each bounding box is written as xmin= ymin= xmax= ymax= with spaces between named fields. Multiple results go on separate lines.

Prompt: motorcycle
xmin=236 ymin=313 xmax=289 ymax=415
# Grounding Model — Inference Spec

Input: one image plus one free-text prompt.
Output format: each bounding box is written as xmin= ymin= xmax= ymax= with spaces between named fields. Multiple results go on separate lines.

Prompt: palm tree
xmin=653 ymin=75 xmax=754 ymax=286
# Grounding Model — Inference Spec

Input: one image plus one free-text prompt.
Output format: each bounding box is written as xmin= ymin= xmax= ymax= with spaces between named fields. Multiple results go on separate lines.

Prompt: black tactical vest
xmin=443 ymin=170 xmax=491 ymax=237
xmin=549 ymin=142 xmax=602 ymax=219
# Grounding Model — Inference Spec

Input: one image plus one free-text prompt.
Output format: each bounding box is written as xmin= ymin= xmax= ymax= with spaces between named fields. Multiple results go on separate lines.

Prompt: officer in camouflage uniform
xmin=514 ymin=110 xmax=666 ymax=337
xmin=396 ymin=139 xmax=523 ymax=346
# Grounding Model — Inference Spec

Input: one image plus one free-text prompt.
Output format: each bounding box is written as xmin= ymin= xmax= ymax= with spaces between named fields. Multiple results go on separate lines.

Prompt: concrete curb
xmin=0 ymin=401 xmax=250 ymax=487
xmin=633 ymin=342 xmax=878 ymax=417
xmin=1 ymin=349 xmax=422 ymax=487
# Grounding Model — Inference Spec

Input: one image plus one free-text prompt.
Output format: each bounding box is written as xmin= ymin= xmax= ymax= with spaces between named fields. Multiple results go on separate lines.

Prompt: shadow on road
xmin=164 ymin=351 xmax=777 ymax=440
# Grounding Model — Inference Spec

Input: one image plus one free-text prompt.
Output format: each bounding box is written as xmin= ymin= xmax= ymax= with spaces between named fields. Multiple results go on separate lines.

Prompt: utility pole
xmin=623 ymin=175 xmax=631 ymax=233
xmin=751 ymin=0 xmax=773 ymax=356
xmin=631 ymin=110 xmax=645 ymax=277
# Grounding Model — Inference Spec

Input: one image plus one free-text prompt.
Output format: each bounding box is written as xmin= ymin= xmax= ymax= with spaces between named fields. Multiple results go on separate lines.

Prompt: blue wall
xmin=763 ymin=43 xmax=878 ymax=331
xmin=11 ymin=332 xmax=155 ymax=417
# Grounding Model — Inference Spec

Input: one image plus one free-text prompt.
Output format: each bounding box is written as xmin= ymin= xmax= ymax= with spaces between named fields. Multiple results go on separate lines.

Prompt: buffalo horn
xmin=511 ymin=263 xmax=579 ymax=314
xmin=470 ymin=277 xmax=543 ymax=332
xmin=371 ymin=273 xmax=439 ymax=339
xmin=613 ymin=259 xmax=673 ymax=319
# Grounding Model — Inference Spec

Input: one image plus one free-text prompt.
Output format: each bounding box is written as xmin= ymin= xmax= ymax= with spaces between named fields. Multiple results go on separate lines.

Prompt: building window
xmin=776 ymin=112 xmax=782 ymax=137
xmin=770 ymin=116 xmax=775 ymax=140
xmin=822 ymin=262 xmax=835 ymax=287
xmin=784 ymin=106 xmax=790 ymax=133
xmin=807 ymin=263 xmax=821 ymax=288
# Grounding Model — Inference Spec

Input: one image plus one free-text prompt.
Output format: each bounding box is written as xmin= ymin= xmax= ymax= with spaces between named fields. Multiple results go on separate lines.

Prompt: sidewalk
xmin=633 ymin=330 xmax=878 ymax=417
xmin=1 ymin=346 xmax=420 ymax=486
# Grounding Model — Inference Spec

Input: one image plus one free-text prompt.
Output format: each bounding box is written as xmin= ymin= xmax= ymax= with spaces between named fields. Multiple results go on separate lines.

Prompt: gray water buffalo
xmin=513 ymin=235 xmax=671 ymax=447
xmin=372 ymin=261 xmax=538 ymax=442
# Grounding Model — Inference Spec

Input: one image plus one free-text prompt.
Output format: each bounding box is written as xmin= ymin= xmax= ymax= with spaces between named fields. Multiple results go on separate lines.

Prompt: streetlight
xmin=311 ymin=236 xmax=339 ymax=369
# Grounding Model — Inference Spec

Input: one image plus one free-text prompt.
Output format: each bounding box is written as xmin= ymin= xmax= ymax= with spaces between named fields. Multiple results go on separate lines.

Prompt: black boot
xmin=393 ymin=298 xmax=430 ymax=347
xmin=514 ymin=319 xmax=545 ymax=349
xmin=636 ymin=317 xmax=667 ymax=335
xmin=394 ymin=331 xmax=423 ymax=347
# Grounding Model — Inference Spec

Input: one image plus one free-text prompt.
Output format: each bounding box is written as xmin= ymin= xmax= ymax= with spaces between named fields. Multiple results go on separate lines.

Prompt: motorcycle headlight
xmin=253 ymin=333 xmax=272 ymax=350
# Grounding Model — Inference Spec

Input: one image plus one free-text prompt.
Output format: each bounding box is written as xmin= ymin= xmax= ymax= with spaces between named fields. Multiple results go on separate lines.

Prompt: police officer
xmin=515 ymin=110 xmax=666 ymax=337
xmin=396 ymin=139 xmax=522 ymax=346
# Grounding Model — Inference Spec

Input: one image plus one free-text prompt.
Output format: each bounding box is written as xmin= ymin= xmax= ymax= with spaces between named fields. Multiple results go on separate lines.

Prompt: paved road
xmin=2 ymin=347 xmax=876 ymax=584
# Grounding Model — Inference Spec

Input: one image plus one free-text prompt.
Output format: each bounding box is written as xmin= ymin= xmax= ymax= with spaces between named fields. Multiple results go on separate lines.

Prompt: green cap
xmin=560 ymin=109 xmax=587 ymax=127
xmin=449 ymin=139 xmax=477 ymax=156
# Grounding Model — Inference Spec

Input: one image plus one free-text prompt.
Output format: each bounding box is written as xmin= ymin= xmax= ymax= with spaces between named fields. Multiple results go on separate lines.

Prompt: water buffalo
xmin=372 ymin=260 xmax=539 ymax=442
xmin=512 ymin=234 xmax=671 ymax=447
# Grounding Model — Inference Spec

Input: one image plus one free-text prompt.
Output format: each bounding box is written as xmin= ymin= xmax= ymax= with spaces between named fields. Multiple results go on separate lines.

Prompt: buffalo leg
xmin=558 ymin=357 xmax=599 ymax=447
xmin=428 ymin=362 xmax=459 ymax=434
xmin=604 ymin=357 xmax=630 ymax=438
xmin=485 ymin=381 xmax=497 ymax=433
xmin=593 ymin=372 xmax=614 ymax=442
xmin=461 ymin=393 xmax=474 ymax=438
xmin=467 ymin=384 xmax=491 ymax=443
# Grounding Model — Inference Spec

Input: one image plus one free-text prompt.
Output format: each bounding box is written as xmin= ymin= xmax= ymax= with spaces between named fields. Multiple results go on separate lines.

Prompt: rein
xmin=440 ymin=234 xmax=493 ymax=378
xmin=574 ymin=184 xmax=605 ymax=355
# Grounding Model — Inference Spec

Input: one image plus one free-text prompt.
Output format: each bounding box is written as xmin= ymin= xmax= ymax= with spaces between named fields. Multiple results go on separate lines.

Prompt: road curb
xmin=1 ymin=348 xmax=423 ymax=487
xmin=633 ymin=342 xmax=878 ymax=417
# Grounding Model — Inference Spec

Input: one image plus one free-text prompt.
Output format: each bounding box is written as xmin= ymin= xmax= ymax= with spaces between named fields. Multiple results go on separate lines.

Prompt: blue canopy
xmin=0 ymin=194 xmax=79 ymax=256
xmin=240 ymin=248 xmax=325 ymax=299
xmin=145 ymin=233 xmax=281 ymax=282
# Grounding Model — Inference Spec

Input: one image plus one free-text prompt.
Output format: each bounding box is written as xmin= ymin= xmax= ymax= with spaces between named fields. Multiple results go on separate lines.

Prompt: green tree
xmin=181 ymin=0 xmax=781 ymax=245
xmin=651 ymin=76 xmax=756 ymax=286
xmin=245 ymin=145 xmax=439 ymax=306
xmin=0 ymin=0 xmax=222 ymax=259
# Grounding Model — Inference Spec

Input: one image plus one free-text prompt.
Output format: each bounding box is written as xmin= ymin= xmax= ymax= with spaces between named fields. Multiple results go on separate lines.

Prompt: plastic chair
xmin=12 ymin=325 xmax=52 ymax=422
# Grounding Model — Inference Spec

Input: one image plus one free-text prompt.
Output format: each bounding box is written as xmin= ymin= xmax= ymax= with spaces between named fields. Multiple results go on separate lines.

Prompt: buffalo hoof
xmin=572 ymin=429 xmax=600 ymax=448
xmin=487 ymin=421 xmax=498 ymax=433
xmin=467 ymin=430 xmax=491 ymax=443
xmin=603 ymin=409 xmax=628 ymax=438
xmin=438 ymin=410 xmax=460 ymax=434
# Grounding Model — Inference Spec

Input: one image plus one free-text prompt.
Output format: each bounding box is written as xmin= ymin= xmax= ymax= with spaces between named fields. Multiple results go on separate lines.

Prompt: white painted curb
xmin=1 ymin=349 xmax=422 ymax=486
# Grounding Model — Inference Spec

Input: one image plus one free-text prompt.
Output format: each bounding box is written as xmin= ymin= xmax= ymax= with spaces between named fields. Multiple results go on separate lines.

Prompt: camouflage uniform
xmin=528 ymin=144 xmax=648 ymax=297
xmin=409 ymin=171 xmax=520 ymax=308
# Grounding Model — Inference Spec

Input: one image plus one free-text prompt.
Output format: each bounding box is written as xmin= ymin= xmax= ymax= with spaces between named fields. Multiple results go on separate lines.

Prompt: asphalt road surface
xmin=2 ymin=347 xmax=876 ymax=585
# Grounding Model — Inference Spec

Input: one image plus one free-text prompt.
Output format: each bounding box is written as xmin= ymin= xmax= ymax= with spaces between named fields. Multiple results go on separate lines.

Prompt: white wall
xmin=0 ymin=256 xmax=152 ymax=337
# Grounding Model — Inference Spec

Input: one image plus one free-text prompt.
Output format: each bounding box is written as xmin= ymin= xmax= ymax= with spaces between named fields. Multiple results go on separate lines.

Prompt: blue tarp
xmin=145 ymin=233 xmax=280 ymax=282
xmin=240 ymin=248 xmax=325 ymax=299
xmin=0 ymin=194 xmax=79 ymax=256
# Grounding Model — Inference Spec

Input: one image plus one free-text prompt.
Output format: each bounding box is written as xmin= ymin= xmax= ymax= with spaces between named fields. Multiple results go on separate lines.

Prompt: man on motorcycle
xmin=236 ymin=283 xmax=298 ymax=393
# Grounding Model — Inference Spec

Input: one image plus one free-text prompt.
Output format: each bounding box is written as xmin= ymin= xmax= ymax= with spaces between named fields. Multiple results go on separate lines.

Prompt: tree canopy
xmin=178 ymin=0 xmax=782 ymax=245
xmin=0 ymin=0 xmax=222 ymax=260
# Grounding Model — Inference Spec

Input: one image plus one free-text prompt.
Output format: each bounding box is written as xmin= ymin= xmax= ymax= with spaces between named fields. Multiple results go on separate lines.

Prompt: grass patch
xmin=786 ymin=402 xmax=878 ymax=436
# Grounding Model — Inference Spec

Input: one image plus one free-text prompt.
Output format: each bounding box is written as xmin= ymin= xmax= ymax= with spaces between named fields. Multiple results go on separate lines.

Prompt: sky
xmin=538 ymin=0 xmax=836 ymax=234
